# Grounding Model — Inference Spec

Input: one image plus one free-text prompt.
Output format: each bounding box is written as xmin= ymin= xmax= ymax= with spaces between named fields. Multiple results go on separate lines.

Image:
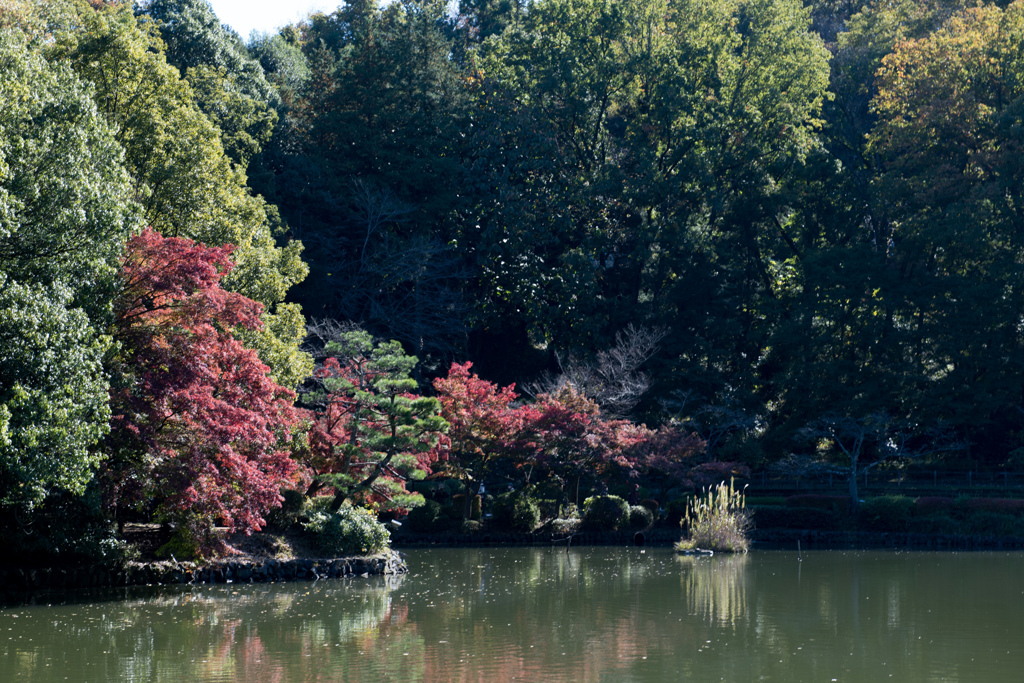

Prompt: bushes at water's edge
xmin=582 ymin=495 xmax=629 ymax=531
xmin=406 ymin=500 xmax=458 ymax=533
xmin=750 ymin=506 xmax=842 ymax=531
xmin=748 ymin=495 xmax=1024 ymax=537
xmin=302 ymin=504 xmax=391 ymax=556
xmin=628 ymin=505 xmax=654 ymax=530
xmin=492 ymin=492 xmax=541 ymax=532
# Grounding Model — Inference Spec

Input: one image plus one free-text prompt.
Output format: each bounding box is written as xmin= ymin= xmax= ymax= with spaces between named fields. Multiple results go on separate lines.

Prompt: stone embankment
xmin=0 ymin=551 xmax=406 ymax=594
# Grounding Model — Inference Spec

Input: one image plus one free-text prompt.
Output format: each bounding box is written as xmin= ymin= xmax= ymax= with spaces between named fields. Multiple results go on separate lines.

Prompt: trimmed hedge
xmin=750 ymin=506 xmax=842 ymax=531
xmin=786 ymin=494 xmax=851 ymax=515
xmin=493 ymin=492 xmax=541 ymax=532
xmin=857 ymin=495 xmax=914 ymax=532
xmin=628 ymin=505 xmax=654 ymax=531
xmin=961 ymin=497 xmax=1024 ymax=515
xmin=582 ymin=495 xmax=630 ymax=531
xmin=915 ymin=497 xmax=954 ymax=515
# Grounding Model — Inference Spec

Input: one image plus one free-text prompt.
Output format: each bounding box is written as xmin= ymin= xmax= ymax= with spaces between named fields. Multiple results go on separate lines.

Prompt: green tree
xmin=0 ymin=277 xmax=111 ymax=507
xmin=0 ymin=25 xmax=138 ymax=298
xmin=470 ymin=0 xmax=831 ymax=396
xmin=304 ymin=330 xmax=448 ymax=513
xmin=51 ymin=1 xmax=312 ymax=388
xmin=138 ymin=0 xmax=279 ymax=168
xmin=274 ymin=0 xmax=471 ymax=357
xmin=0 ymin=28 xmax=138 ymax=506
xmin=248 ymin=30 xmax=309 ymax=95
xmin=864 ymin=3 xmax=1024 ymax=447
xmin=138 ymin=0 xmax=275 ymax=103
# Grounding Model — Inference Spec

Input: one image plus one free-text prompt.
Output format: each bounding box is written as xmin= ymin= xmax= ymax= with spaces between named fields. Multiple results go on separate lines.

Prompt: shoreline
xmin=0 ymin=550 xmax=406 ymax=599
xmin=5 ymin=526 xmax=1024 ymax=599
xmin=388 ymin=526 xmax=1024 ymax=550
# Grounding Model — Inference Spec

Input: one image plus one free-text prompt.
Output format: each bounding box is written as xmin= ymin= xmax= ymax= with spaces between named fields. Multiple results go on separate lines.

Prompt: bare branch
xmin=525 ymin=324 xmax=666 ymax=415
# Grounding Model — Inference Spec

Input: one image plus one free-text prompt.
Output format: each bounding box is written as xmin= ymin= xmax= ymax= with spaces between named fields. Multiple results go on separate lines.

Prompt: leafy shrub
xmin=909 ymin=512 xmax=962 ymax=535
xmin=786 ymin=494 xmax=851 ymax=515
xmin=536 ymin=498 xmax=561 ymax=521
xmin=302 ymin=504 xmax=391 ymax=556
xmin=858 ymin=495 xmax=915 ymax=532
xmin=962 ymin=511 xmax=1024 ymax=536
xmin=676 ymin=480 xmax=749 ymax=553
xmin=493 ymin=492 xmax=541 ymax=532
xmin=951 ymin=494 xmax=974 ymax=521
xmin=629 ymin=505 xmax=654 ymax=530
xmin=582 ymin=495 xmax=630 ymax=531
xmin=460 ymin=520 xmax=482 ymax=534
xmin=551 ymin=518 xmax=581 ymax=534
xmin=638 ymin=499 xmax=660 ymax=517
xmin=266 ymin=488 xmax=306 ymax=530
xmin=749 ymin=506 xmax=841 ymax=531
xmin=405 ymin=500 xmax=453 ymax=533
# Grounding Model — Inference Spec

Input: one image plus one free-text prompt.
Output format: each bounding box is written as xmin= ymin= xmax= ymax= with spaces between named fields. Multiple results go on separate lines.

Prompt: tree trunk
xmin=330 ymin=452 xmax=394 ymax=512
xmin=463 ymin=479 xmax=475 ymax=520
xmin=848 ymin=456 xmax=860 ymax=512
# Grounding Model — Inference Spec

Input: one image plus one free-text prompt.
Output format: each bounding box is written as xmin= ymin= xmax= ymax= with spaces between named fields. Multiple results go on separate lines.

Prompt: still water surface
xmin=2 ymin=548 xmax=1022 ymax=682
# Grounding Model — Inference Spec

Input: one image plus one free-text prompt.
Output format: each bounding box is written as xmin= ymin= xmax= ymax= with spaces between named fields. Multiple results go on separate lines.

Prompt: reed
xmin=675 ymin=479 xmax=750 ymax=553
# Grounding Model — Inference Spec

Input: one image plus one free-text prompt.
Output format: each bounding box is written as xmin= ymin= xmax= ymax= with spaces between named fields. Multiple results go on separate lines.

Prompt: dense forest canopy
xmin=2 ymin=0 xmax=1024 ymax=557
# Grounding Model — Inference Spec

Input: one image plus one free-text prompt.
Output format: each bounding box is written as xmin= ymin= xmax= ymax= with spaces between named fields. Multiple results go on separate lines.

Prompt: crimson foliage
xmin=531 ymin=386 xmax=650 ymax=508
xmin=431 ymin=362 xmax=540 ymax=518
xmin=106 ymin=228 xmax=300 ymax=556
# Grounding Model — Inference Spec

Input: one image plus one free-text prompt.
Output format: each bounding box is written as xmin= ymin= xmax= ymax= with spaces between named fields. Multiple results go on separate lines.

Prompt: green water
xmin=2 ymin=548 xmax=1022 ymax=682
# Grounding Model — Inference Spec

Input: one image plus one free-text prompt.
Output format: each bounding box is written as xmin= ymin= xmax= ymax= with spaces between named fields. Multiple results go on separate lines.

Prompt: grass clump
xmin=675 ymin=480 xmax=750 ymax=553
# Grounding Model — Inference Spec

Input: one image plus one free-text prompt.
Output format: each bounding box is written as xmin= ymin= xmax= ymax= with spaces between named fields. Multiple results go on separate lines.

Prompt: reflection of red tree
xmin=237 ymin=629 xmax=286 ymax=683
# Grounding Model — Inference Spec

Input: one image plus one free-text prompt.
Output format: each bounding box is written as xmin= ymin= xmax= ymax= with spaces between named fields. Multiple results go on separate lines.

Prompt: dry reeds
xmin=675 ymin=479 xmax=750 ymax=553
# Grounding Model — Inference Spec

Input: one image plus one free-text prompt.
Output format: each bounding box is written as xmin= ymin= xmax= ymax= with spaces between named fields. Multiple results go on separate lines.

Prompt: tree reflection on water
xmin=3 ymin=549 xmax=1024 ymax=682
xmin=677 ymin=553 xmax=750 ymax=628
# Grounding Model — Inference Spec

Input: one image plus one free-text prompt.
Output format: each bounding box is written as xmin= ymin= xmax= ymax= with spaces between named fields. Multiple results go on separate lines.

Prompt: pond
xmin=2 ymin=547 xmax=1022 ymax=682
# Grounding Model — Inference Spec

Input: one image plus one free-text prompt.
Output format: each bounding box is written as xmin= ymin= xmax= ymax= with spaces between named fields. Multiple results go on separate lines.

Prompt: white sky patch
xmin=206 ymin=0 xmax=341 ymax=39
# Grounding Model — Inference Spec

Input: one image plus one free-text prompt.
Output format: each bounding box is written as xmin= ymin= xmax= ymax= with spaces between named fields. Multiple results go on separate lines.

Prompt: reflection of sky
xmin=206 ymin=0 xmax=340 ymax=39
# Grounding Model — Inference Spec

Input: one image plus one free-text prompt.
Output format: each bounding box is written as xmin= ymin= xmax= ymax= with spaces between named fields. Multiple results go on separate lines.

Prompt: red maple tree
xmin=106 ymin=228 xmax=301 ymax=556
xmin=431 ymin=362 xmax=541 ymax=519
xmin=531 ymin=385 xmax=650 ymax=511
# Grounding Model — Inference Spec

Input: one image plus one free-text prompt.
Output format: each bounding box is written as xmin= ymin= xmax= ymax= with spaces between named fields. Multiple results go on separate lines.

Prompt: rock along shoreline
xmin=0 ymin=550 xmax=407 ymax=596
